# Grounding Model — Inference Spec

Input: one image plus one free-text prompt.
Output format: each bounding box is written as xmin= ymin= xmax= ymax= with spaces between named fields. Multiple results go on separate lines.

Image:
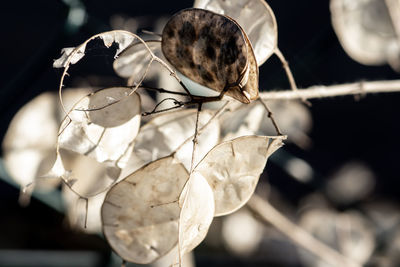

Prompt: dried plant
xmin=3 ymin=0 xmax=400 ymax=267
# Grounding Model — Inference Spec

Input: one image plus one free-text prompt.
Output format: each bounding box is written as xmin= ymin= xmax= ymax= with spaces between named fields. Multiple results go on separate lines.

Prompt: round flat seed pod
xmin=299 ymin=209 xmax=375 ymax=266
xmin=219 ymin=100 xmax=312 ymax=146
xmin=194 ymin=0 xmax=278 ymax=66
xmin=121 ymin=109 xmax=220 ymax=176
xmin=87 ymin=87 xmax=141 ymax=128
xmin=193 ymin=135 xmax=284 ymax=216
xmin=178 ymin=171 xmax=215 ymax=258
xmin=331 ymin=0 xmax=400 ymax=69
xmin=56 ymin=87 xmax=141 ymax=196
xmin=58 ymin=87 xmax=140 ymax=165
xmin=2 ymin=92 xmax=59 ymax=190
xmin=162 ymin=8 xmax=255 ymax=103
xmin=102 ymin=156 xmax=188 ymax=264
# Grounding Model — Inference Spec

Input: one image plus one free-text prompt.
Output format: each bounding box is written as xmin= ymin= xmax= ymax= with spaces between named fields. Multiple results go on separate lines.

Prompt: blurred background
xmin=1 ymin=0 xmax=400 ymax=266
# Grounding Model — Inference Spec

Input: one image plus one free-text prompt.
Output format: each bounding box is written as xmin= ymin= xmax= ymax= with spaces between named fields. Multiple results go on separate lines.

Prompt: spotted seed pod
xmin=162 ymin=8 xmax=259 ymax=103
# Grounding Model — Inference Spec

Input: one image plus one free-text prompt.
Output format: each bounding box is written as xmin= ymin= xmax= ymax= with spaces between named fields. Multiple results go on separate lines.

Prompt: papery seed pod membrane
xmin=102 ymin=156 xmax=188 ymax=264
xmin=192 ymin=135 xmax=285 ymax=216
xmin=194 ymin=0 xmax=278 ymax=66
xmin=56 ymin=87 xmax=141 ymax=197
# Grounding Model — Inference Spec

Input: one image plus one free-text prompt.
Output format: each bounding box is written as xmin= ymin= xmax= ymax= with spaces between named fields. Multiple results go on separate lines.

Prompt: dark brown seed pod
xmin=162 ymin=8 xmax=258 ymax=103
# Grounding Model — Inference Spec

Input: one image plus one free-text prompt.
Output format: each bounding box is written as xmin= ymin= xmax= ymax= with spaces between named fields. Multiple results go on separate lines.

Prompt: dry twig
xmin=259 ymin=80 xmax=400 ymax=100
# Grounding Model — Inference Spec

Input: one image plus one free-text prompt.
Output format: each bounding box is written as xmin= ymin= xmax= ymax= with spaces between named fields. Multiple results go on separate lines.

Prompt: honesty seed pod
xmin=161 ymin=8 xmax=259 ymax=103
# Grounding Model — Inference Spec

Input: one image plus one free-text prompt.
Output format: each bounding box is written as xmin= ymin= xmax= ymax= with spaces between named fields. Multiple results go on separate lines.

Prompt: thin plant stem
xmin=141 ymin=97 xmax=185 ymax=116
xmin=140 ymin=85 xmax=189 ymax=96
xmin=274 ymin=47 xmax=310 ymax=106
xmin=257 ymin=98 xmax=283 ymax=136
xmin=174 ymin=101 xmax=231 ymax=153
xmin=190 ymin=103 xmax=202 ymax=173
xmin=247 ymin=194 xmax=362 ymax=267
xmin=259 ymin=79 xmax=400 ymax=100
xmin=274 ymin=48 xmax=298 ymax=92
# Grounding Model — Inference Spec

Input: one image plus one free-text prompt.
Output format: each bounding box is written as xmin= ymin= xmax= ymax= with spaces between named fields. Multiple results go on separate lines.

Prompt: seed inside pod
xmin=162 ymin=8 xmax=259 ymax=103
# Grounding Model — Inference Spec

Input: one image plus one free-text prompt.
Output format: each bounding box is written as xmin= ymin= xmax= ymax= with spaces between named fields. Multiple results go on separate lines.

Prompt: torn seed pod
xmin=56 ymin=87 xmax=141 ymax=196
xmin=162 ymin=8 xmax=259 ymax=103
xmin=193 ymin=135 xmax=285 ymax=216
xmin=194 ymin=0 xmax=278 ymax=66
xmin=102 ymin=156 xmax=188 ymax=264
xmin=53 ymin=31 xmax=138 ymax=69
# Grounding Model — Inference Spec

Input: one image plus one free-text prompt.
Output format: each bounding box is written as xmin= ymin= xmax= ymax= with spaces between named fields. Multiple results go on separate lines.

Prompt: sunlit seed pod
xmin=121 ymin=109 xmax=220 ymax=177
xmin=56 ymin=87 xmax=141 ymax=196
xmin=2 ymin=93 xmax=59 ymax=191
xmin=219 ymin=100 xmax=312 ymax=148
xmin=101 ymin=156 xmax=188 ymax=264
xmin=221 ymin=208 xmax=264 ymax=256
xmin=87 ymin=87 xmax=140 ymax=128
xmin=162 ymin=8 xmax=258 ymax=103
xmin=62 ymin=186 xmax=106 ymax=233
xmin=299 ymin=209 xmax=375 ymax=266
xmin=178 ymin=171 xmax=215 ymax=259
xmin=58 ymin=87 xmax=140 ymax=162
xmin=2 ymin=89 xmax=91 ymax=194
xmin=193 ymin=135 xmax=284 ymax=216
xmin=194 ymin=0 xmax=278 ymax=66
xmin=331 ymin=0 xmax=400 ymax=71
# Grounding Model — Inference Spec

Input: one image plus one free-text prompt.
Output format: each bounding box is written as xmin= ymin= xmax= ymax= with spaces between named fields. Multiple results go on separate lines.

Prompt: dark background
xmin=0 ymin=0 xmax=399 ymax=266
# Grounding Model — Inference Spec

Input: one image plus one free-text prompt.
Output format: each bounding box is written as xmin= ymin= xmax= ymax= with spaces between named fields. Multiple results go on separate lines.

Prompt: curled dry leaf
xmin=57 ymin=87 xmax=141 ymax=196
xmin=193 ymin=135 xmax=284 ymax=216
xmin=331 ymin=0 xmax=400 ymax=70
xmin=121 ymin=109 xmax=220 ymax=176
xmin=102 ymin=156 xmax=188 ymax=264
xmin=178 ymin=171 xmax=215 ymax=258
xmin=194 ymin=0 xmax=278 ymax=66
xmin=113 ymin=40 xmax=163 ymax=84
xmin=162 ymin=8 xmax=258 ymax=103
